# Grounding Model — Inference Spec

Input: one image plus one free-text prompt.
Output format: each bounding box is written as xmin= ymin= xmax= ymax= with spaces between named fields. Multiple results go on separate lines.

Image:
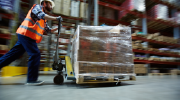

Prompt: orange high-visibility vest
xmin=16 ymin=4 xmax=47 ymax=43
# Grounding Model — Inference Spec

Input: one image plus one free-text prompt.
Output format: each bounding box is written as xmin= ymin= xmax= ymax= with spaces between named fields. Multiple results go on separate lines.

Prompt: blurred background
xmin=0 ymin=0 xmax=180 ymax=100
xmin=0 ymin=0 xmax=180 ymax=76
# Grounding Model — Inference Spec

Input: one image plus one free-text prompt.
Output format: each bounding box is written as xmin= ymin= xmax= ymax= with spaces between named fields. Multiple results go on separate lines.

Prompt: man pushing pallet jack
xmin=0 ymin=0 xmax=63 ymax=85
xmin=0 ymin=0 xmax=135 ymax=85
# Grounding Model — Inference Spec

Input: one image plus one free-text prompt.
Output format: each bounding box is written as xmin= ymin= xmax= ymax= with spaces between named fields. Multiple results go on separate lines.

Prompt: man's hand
xmin=56 ymin=16 xmax=63 ymax=21
xmin=51 ymin=28 xmax=58 ymax=33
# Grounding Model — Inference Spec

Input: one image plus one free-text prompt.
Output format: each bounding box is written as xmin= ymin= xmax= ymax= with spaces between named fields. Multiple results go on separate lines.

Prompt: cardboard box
xmin=72 ymin=26 xmax=133 ymax=77
xmin=104 ymin=7 xmax=115 ymax=20
xmin=134 ymin=64 xmax=146 ymax=68
xmin=97 ymin=64 xmax=106 ymax=73
xmin=80 ymin=2 xmax=88 ymax=18
xmin=114 ymin=66 xmax=121 ymax=73
xmin=88 ymin=66 xmax=98 ymax=73
xmin=70 ymin=1 xmax=76 ymax=17
xmin=53 ymin=0 xmax=63 ymax=14
xmin=79 ymin=63 xmax=89 ymax=74
xmin=134 ymin=64 xmax=147 ymax=74
xmin=119 ymin=0 xmax=145 ymax=20
xmin=147 ymin=4 xmax=168 ymax=20
xmin=171 ymin=69 xmax=180 ymax=75
xmin=121 ymin=65 xmax=127 ymax=73
xmin=106 ymin=64 xmax=114 ymax=73
xmin=134 ymin=68 xmax=147 ymax=73
xmin=74 ymin=1 xmax=80 ymax=17
xmin=62 ymin=0 xmax=71 ymax=16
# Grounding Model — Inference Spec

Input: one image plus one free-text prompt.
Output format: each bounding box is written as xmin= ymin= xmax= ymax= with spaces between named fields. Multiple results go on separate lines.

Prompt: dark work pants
xmin=0 ymin=34 xmax=40 ymax=82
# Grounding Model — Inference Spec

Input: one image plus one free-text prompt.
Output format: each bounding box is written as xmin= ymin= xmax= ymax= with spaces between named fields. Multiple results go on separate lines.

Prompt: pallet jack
xmin=51 ymin=20 xmax=136 ymax=85
xmin=52 ymin=18 xmax=75 ymax=84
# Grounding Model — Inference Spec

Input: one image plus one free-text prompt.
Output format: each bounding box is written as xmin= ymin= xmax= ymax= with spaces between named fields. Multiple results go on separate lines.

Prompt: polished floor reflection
xmin=0 ymin=71 xmax=180 ymax=100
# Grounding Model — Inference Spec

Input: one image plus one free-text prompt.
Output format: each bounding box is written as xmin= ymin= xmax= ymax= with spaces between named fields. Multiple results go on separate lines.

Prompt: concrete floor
xmin=0 ymin=71 xmax=180 ymax=100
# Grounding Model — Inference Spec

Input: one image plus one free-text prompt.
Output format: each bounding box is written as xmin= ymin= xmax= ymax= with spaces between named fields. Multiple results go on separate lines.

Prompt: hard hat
xmin=40 ymin=0 xmax=55 ymax=8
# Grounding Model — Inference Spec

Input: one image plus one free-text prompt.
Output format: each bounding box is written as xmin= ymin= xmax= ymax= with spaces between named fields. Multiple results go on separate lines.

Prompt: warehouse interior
xmin=0 ymin=0 xmax=180 ymax=100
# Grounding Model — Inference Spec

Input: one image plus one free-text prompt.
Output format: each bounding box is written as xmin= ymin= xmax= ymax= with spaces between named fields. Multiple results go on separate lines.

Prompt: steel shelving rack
xmin=91 ymin=0 xmax=180 ymax=73
xmin=0 ymin=7 xmax=14 ymax=55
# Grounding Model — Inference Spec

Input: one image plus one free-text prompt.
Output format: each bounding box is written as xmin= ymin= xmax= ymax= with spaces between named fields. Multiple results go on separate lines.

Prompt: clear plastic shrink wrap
xmin=71 ymin=25 xmax=134 ymax=78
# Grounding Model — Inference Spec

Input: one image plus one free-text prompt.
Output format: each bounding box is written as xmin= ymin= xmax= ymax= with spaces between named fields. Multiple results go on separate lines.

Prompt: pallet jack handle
xmin=54 ymin=16 xmax=63 ymax=64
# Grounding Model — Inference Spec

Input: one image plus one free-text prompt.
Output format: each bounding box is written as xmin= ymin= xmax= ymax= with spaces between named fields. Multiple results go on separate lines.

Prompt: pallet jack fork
xmin=52 ymin=18 xmax=75 ymax=84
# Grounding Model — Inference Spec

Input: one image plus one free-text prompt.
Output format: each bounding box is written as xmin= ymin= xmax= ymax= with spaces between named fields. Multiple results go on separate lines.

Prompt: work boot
xmin=25 ymin=80 xmax=44 ymax=86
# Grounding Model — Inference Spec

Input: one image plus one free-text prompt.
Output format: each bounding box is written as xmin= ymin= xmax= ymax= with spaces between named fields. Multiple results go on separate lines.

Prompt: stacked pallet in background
xmin=171 ymin=69 xmax=180 ymax=75
xmin=146 ymin=33 xmax=178 ymax=44
xmin=148 ymin=56 xmax=179 ymax=62
xmin=53 ymin=0 xmax=88 ymax=18
xmin=53 ymin=0 xmax=71 ymax=16
xmin=79 ymin=2 xmax=88 ymax=18
xmin=104 ymin=7 xmax=115 ymax=20
xmin=134 ymin=64 xmax=147 ymax=74
xmin=93 ymin=5 xmax=116 ymax=20
xmin=71 ymin=25 xmax=134 ymax=82
xmin=62 ymin=0 xmax=71 ymax=16
xmin=175 ymin=12 xmax=180 ymax=24
xmin=147 ymin=4 xmax=168 ymax=20
xmin=52 ymin=0 xmax=63 ymax=14
xmin=37 ymin=36 xmax=50 ymax=71
xmin=131 ymin=30 xmax=146 ymax=38
xmin=71 ymin=0 xmax=80 ymax=17
xmin=118 ymin=0 xmax=145 ymax=21
xmin=132 ymin=40 xmax=147 ymax=50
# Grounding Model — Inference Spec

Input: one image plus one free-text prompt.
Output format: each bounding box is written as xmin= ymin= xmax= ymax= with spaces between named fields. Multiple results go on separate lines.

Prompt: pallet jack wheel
xmin=53 ymin=75 xmax=64 ymax=85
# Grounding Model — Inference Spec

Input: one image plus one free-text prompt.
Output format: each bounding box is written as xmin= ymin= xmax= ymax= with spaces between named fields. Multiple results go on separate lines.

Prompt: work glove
xmin=56 ymin=16 xmax=63 ymax=22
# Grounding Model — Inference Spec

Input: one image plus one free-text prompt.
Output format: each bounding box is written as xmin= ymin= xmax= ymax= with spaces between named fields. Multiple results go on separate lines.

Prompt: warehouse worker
xmin=0 ymin=0 xmax=62 ymax=85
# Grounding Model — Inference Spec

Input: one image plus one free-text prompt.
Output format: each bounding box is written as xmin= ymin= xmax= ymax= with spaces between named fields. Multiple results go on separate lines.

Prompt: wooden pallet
xmin=119 ymin=10 xmax=143 ymax=22
xmin=76 ymin=74 xmax=136 ymax=84
xmin=136 ymin=73 xmax=147 ymax=76
xmin=133 ymin=47 xmax=147 ymax=50
xmin=131 ymin=33 xmax=145 ymax=37
xmin=147 ymin=20 xmax=170 ymax=30
xmin=134 ymin=57 xmax=147 ymax=60
xmin=149 ymin=73 xmax=172 ymax=76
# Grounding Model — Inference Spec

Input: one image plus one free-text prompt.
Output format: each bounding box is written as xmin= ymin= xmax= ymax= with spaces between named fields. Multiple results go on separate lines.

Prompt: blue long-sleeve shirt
xmin=31 ymin=4 xmax=51 ymax=33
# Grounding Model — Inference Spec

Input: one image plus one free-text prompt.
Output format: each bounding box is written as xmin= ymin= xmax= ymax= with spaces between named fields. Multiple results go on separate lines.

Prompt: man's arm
xmin=44 ymin=14 xmax=57 ymax=20
xmin=31 ymin=5 xmax=59 ymax=33
xmin=31 ymin=5 xmax=58 ymax=21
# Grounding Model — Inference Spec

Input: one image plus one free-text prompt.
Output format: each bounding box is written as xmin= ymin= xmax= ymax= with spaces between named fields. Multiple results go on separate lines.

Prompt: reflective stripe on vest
xmin=19 ymin=25 xmax=43 ymax=37
xmin=35 ymin=22 xmax=44 ymax=30
xmin=24 ymin=18 xmax=44 ymax=30
xmin=24 ymin=18 xmax=35 ymax=25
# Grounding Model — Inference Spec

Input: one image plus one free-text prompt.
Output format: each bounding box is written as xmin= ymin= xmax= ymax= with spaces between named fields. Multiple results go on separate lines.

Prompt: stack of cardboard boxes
xmin=52 ymin=0 xmax=63 ymax=14
xmin=171 ymin=69 xmax=180 ymax=75
xmin=79 ymin=2 xmax=88 ymax=18
xmin=118 ymin=0 xmax=145 ymax=20
xmin=147 ymin=4 xmax=168 ymax=20
xmin=146 ymin=33 xmax=178 ymax=44
xmin=134 ymin=64 xmax=147 ymax=74
xmin=70 ymin=0 xmax=80 ymax=17
xmin=53 ymin=0 xmax=88 ymax=18
xmin=132 ymin=40 xmax=146 ymax=50
xmin=71 ymin=25 xmax=134 ymax=77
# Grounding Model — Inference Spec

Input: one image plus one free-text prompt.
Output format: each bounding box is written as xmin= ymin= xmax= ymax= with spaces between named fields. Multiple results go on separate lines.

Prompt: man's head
xmin=41 ymin=0 xmax=55 ymax=12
